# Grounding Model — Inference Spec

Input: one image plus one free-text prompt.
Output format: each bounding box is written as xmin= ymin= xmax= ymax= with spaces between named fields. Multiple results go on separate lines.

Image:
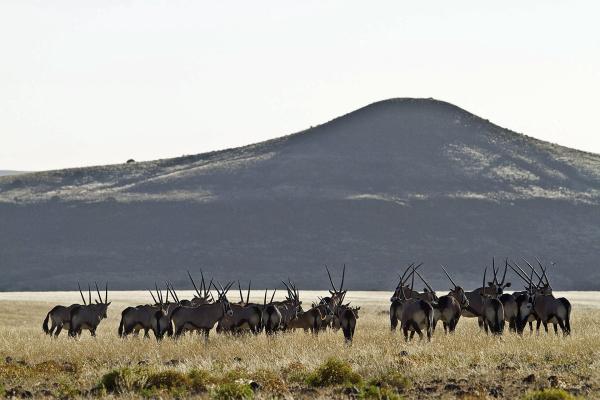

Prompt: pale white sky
xmin=1 ymin=1 xmax=599 ymax=171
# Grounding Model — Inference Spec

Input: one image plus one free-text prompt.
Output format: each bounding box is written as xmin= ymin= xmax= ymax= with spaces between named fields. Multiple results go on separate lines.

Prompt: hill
xmin=1 ymin=98 xmax=599 ymax=290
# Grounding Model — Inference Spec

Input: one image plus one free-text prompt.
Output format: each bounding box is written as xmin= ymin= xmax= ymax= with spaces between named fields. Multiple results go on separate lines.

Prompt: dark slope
xmin=1 ymin=98 xmax=599 ymax=290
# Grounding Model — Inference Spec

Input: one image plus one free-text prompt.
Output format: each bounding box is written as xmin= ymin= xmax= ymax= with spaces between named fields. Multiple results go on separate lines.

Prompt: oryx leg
xmin=54 ymin=325 xmax=62 ymax=337
xmin=477 ymin=317 xmax=484 ymax=330
xmin=402 ymin=326 xmax=409 ymax=342
xmin=390 ymin=314 xmax=398 ymax=331
xmin=556 ymin=319 xmax=567 ymax=336
xmin=143 ymin=328 xmax=150 ymax=339
xmin=483 ymin=320 xmax=489 ymax=335
xmin=536 ymin=319 xmax=542 ymax=334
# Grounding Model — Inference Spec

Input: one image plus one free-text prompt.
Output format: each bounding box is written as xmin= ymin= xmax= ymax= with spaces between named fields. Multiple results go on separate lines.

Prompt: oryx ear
xmin=107 ymin=302 xmax=112 ymax=306
xmin=423 ymin=288 xmax=429 ymax=292
xmin=504 ymin=282 xmax=511 ymax=288
xmin=95 ymin=300 xmax=100 ymax=304
xmin=329 ymin=290 xmax=335 ymax=295
xmin=487 ymin=282 xmax=493 ymax=286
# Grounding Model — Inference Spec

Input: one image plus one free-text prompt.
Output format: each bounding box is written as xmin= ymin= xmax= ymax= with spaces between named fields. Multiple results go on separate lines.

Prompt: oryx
xmin=217 ymin=281 xmax=264 ymax=335
xmin=118 ymin=283 xmax=177 ymax=340
xmin=433 ymin=265 xmax=469 ymax=334
xmin=462 ymin=258 xmax=510 ymax=329
xmin=479 ymin=268 xmax=504 ymax=335
xmin=396 ymin=267 xmax=434 ymax=341
xmin=169 ymin=282 xmax=234 ymax=339
xmin=68 ymin=282 xmax=111 ymax=337
xmin=42 ymin=283 xmax=91 ymax=337
xmin=287 ymin=301 xmax=333 ymax=334
xmin=261 ymin=289 xmax=281 ymax=335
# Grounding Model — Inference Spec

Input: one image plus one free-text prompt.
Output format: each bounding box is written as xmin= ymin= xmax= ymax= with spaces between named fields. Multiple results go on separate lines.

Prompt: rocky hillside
xmin=1 ymin=98 xmax=599 ymax=290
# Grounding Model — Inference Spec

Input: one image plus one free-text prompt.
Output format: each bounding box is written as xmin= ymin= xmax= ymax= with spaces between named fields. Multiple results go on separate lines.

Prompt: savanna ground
xmin=0 ymin=291 xmax=598 ymax=399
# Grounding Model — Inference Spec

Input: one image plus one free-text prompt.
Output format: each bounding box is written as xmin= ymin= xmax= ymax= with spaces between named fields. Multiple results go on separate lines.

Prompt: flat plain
xmin=0 ymin=291 xmax=597 ymax=399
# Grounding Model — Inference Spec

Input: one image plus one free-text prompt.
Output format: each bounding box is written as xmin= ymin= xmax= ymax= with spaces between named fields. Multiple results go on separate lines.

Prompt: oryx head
xmin=486 ymin=258 xmax=511 ymax=296
xmin=390 ymin=262 xmax=422 ymax=301
xmin=188 ymin=270 xmax=215 ymax=305
xmin=282 ymin=279 xmax=302 ymax=316
xmin=441 ymin=265 xmax=469 ymax=308
xmin=325 ymin=264 xmax=347 ymax=304
xmin=213 ymin=281 xmax=234 ymax=316
xmin=93 ymin=282 xmax=111 ymax=318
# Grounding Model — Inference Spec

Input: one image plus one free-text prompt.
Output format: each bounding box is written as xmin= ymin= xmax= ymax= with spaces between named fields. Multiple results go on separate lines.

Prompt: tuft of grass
xmin=522 ymin=388 xmax=578 ymax=400
xmin=145 ymin=370 xmax=191 ymax=390
xmin=368 ymin=370 xmax=411 ymax=390
xmin=251 ymin=369 xmax=288 ymax=393
xmin=306 ymin=358 xmax=362 ymax=387
xmin=188 ymin=369 xmax=214 ymax=392
xmin=98 ymin=367 xmax=146 ymax=394
xmin=211 ymin=382 xmax=254 ymax=400
xmin=358 ymin=383 xmax=403 ymax=400
xmin=281 ymin=361 xmax=308 ymax=385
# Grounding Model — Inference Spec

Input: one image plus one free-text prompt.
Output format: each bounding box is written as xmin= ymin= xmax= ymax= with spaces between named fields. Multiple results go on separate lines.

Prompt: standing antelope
xmin=333 ymin=303 xmax=360 ymax=343
xmin=261 ymin=289 xmax=282 ymax=335
xmin=217 ymin=282 xmax=265 ymax=335
xmin=529 ymin=261 xmax=571 ymax=335
xmin=287 ymin=300 xmax=332 ymax=334
xmin=170 ymin=282 xmax=234 ymax=339
xmin=68 ymin=283 xmax=111 ymax=337
xmin=393 ymin=266 xmax=434 ymax=341
xmin=479 ymin=268 xmax=504 ymax=335
xmin=118 ymin=283 xmax=176 ymax=340
xmin=433 ymin=266 xmax=469 ymax=334
xmin=462 ymin=258 xmax=510 ymax=330
xmin=43 ymin=283 xmax=91 ymax=337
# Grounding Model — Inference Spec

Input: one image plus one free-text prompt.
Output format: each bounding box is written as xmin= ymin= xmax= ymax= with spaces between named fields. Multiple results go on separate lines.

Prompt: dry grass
xmin=0 ymin=292 xmax=598 ymax=399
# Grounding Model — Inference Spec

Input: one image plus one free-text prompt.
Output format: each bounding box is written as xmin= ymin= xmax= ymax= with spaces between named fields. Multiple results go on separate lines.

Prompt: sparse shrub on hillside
xmin=251 ymin=369 xmax=287 ymax=393
xmin=188 ymin=369 xmax=214 ymax=392
xmin=358 ymin=383 xmax=403 ymax=400
xmin=522 ymin=389 xmax=578 ymax=400
xmin=306 ymin=358 xmax=362 ymax=387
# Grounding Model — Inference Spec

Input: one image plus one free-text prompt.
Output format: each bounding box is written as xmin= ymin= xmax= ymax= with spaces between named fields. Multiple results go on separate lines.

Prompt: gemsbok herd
xmin=42 ymin=259 xmax=571 ymax=344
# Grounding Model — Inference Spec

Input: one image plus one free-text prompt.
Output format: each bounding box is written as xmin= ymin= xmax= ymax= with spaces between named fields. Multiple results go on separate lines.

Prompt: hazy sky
xmin=1 ymin=1 xmax=599 ymax=171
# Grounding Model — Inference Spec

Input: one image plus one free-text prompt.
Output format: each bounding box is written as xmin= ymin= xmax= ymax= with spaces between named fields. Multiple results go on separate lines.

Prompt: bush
xmin=281 ymin=361 xmax=308 ymax=385
xmin=359 ymin=384 xmax=403 ymax=400
xmin=368 ymin=370 xmax=411 ymax=390
xmin=145 ymin=370 xmax=191 ymax=390
xmin=523 ymin=389 xmax=577 ymax=400
xmin=251 ymin=369 xmax=287 ymax=393
xmin=211 ymin=382 xmax=254 ymax=400
xmin=188 ymin=369 xmax=213 ymax=392
xmin=99 ymin=367 xmax=145 ymax=394
xmin=306 ymin=358 xmax=362 ymax=387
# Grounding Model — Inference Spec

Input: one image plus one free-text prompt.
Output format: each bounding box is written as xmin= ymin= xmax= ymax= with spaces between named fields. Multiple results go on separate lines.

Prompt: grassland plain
xmin=0 ymin=291 xmax=597 ymax=399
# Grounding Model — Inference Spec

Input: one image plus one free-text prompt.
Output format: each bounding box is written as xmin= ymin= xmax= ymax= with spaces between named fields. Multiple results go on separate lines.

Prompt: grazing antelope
xmin=433 ymin=266 xmax=469 ymax=334
xmin=479 ymin=268 xmax=504 ymax=335
xmin=43 ymin=283 xmax=91 ymax=337
xmin=68 ymin=283 xmax=111 ymax=337
xmin=170 ymin=282 xmax=234 ymax=339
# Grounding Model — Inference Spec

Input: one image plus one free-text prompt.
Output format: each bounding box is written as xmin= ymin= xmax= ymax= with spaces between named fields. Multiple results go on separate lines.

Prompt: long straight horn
xmin=281 ymin=280 xmax=292 ymax=298
xmin=410 ymin=266 xmax=415 ymax=292
xmin=247 ymin=280 xmax=251 ymax=304
xmin=325 ymin=265 xmax=336 ymax=292
xmin=238 ymin=281 xmax=244 ymax=303
xmin=508 ymin=262 xmax=532 ymax=285
xmin=263 ymin=289 xmax=267 ymax=306
xmin=492 ymin=257 xmax=498 ymax=284
xmin=88 ymin=284 xmax=92 ymax=305
xmin=206 ymin=278 xmax=214 ymax=299
xmin=513 ymin=261 xmax=535 ymax=283
xmin=535 ymin=256 xmax=551 ymax=285
xmin=95 ymin=282 xmax=102 ymax=303
xmin=413 ymin=268 xmax=435 ymax=294
xmin=398 ymin=262 xmax=416 ymax=286
xmin=270 ymin=289 xmax=277 ymax=303
xmin=200 ymin=270 xmax=207 ymax=297
xmin=155 ymin=282 xmax=163 ymax=304
xmin=105 ymin=282 xmax=108 ymax=303
xmin=149 ymin=290 xmax=158 ymax=304
xmin=500 ymin=259 xmax=508 ymax=285
xmin=440 ymin=265 xmax=457 ymax=288
xmin=187 ymin=271 xmax=202 ymax=298
xmin=78 ymin=282 xmax=87 ymax=305
xmin=164 ymin=284 xmax=170 ymax=303
xmin=482 ymin=267 xmax=487 ymax=295
xmin=340 ymin=264 xmax=346 ymax=291
xmin=521 ymin=258 xmax=542 ymax=281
